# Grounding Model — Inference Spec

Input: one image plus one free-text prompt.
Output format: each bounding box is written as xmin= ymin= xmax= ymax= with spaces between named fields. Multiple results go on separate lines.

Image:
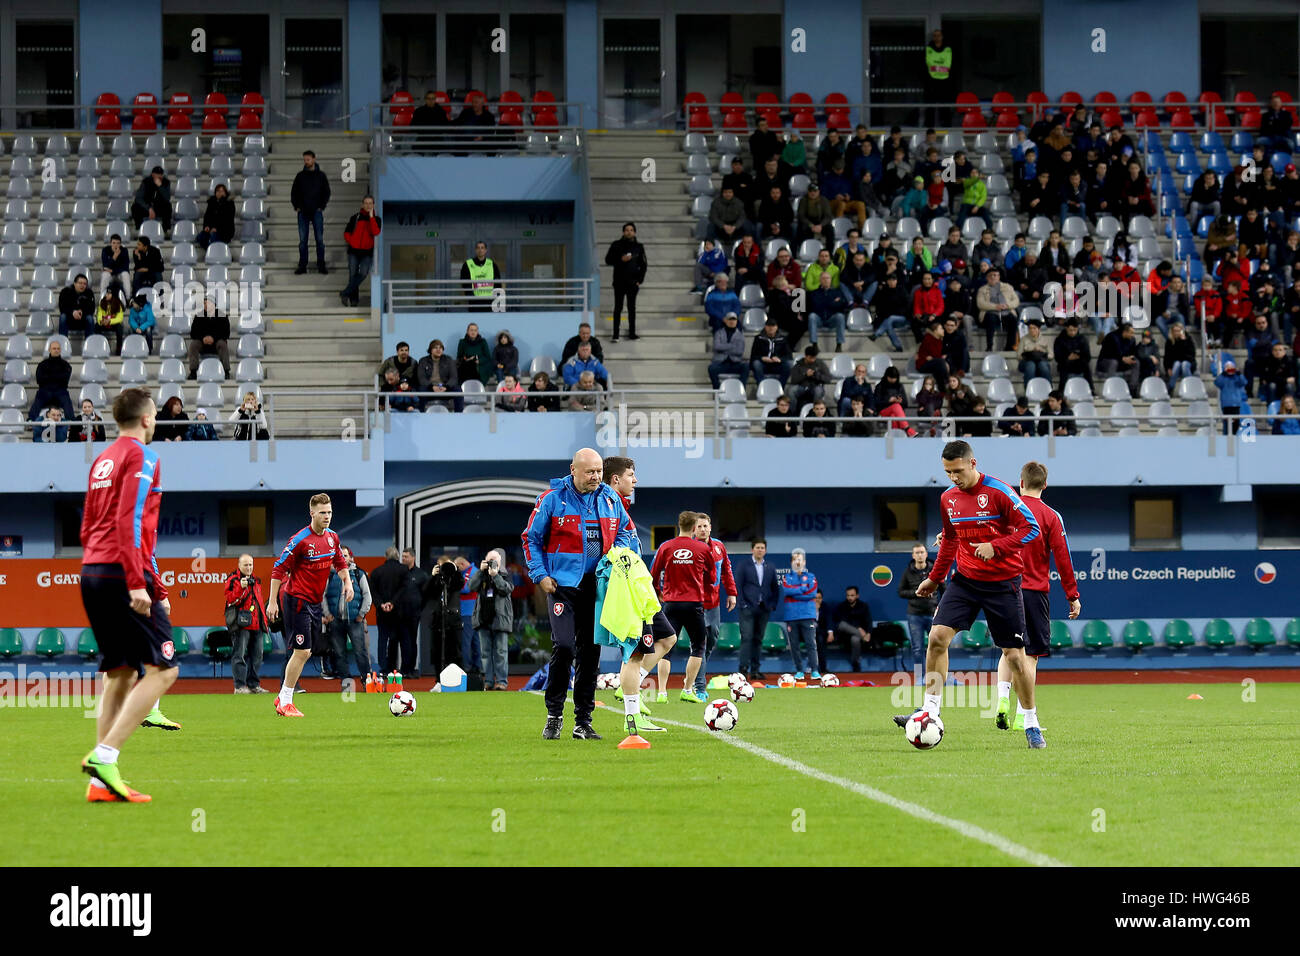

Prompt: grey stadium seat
xmin=3 ymin=360 xmax=30 ymax=384
xmin=867 ymin=354 xmax=893 ymax=379
xmin=4 ymin=334 xmax=32 ymax=360
xmin=31 ymin=265 xmax=58 ymax=289
xmin=796 ymin=239 xmax=822 ymax=263
xmin=683 ymin=133 xmax=707 ymax=154
xmin=756 ymin=378 xmax=784 ymax=404
xmin=742 ymin=308 xmax=767 ymax=333
xmin=235 ymin=358 xmax=264 ymax=382
xmin=239 ymin=198 xmax=267 ymax=221
xmin=829 ymin=354 xmax=855 ymax=379
xmin=1028 ymin=216 xmax=1054 ymax=241
xmin=927 ymin=216 xmax=953 ymax=240
xmin=529 ymin=356 xmax=558 ymax=379
xmin=1025 ymin=377 xmax=1052 ymax=403
xmin=738 ymin=284 xmax=765 ymax=308
xmin=205 ymin=242 xmax=231 ymax=265
xmin=78 ymin=383 xmax=107 ymax=409
xmin=72 ymin=198 xmax=97 ymax=221
xmin=896 ymin=218 xmax=922 ymax=242
xmin=236 ymin=334 xmax=264 ymax=358
xmin=196 ymin=382 xmax=225 ymax=408
xmin=120 ymin=335 xmax=150 ymax=359
xmin=197 ymin=357 xmax=226 ymax=382
xmin=110 ymin=133 xmax=134 ymax=157
xmin=35 ymin=221 xmax=61 ymax=243
xmin=237 ymin=311 xmax=265 ymax=335
xmin=79 ymin=358 xmax=108 ymax=384
xmin=70 ymin=222 xmax=95 ymax=243
xmin=1148 ymin=401 xmax=1176 ymax=427
xmin=27 ymin=314 xmax=55 ymax=337
xmin=205 ymin=264 xmax=231 ymax=286
xmin=157 ymin=383 xmax=184 ymax=408
xmin=847 ymin=307 xmax=872 ymax=333
xmin=177 ymin=135 xmax=201 ymax=157
xmin=0 ymin=312 xmax=17 ymax=335
xmin=1110 ymin=401 xmax=1139 ymax=427
xmin=173 ymin=221 xmax=197 ymax=243
xmin=1176 ymin=377 xmax=1207 ymax=401
xmin=0 ymin=407 xmax=23 ymax=441
xmin=0 ymin=383 xmax=25 ymax=408
xmin=174 ymin=176 xmax=199 ymax=200
xmin=1101 ymin=377 xmax=1132 ymax=402
xmin=160 ymin=334 xmax=186 ymax=359
xmin=1063 ymin=377 xmax=1093 ymax=403
xmin=0 ymin=266 xmax=19 ymax=289
xmin=139 ymin=220 xmax=164 ymax=243
xmin=5 ymin=177 xmax=32 ymax=200
xmin=210 ymin=135 xmax=234 ymax=157
xmin=175 ymin=156 xmax=200 ymax=178
xmin=28 ymin=288 xmax=56 ymax=312
xmin=1139 ymin=377 xmax=1169 ymax=401
xmin=239 ymin=242 xmax=265 ymax=265
xmin=158 ymin=359 xmax=186 ymax=383
xmin=118 ymin=359 xmax=149 ymax=386
xmin=1117 ymin=426 xmax=1143 ymax=437
xmin=37 ymin=198 xmax=62 ymax=221
xmin=981 ymin=354 xmax=1009 ymax=378
xmin=986 ymin=377 xmax=1016 ymax=404
xmin=1187 ymin=400 xmax=1211 ymax=427
xmin=82 ymin=335 xmax=112 ymax=359
xmin=68 ymin=244 xmax=94 ymax=268
xmin=718 ymin=379 xmax=746 ymax=403
xmin=243 ymin=135 xmax=268 ymax=157
xmin=76 ymin=155 xmax=101 ymax=177
xmin=11 ymin=134 xmax=38 ymax=156
xmin=175 ymin=197 xmax=200 ymax=221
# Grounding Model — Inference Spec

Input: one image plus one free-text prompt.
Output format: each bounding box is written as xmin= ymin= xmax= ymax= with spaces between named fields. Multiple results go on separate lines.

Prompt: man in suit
xmin=367 ymin=547 xmax=407 ymax=676
xmin=734 ymin=539 xmax=780 ymax=682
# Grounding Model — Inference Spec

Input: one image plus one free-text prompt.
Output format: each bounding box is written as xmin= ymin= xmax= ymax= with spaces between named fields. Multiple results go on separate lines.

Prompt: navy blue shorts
xmin=932 ymin=572 xmax=1027 ymax=649
xmin=281 ymin=593 xmax=322 ymax=653
xmin=1022 ymin=588 xmax=1051 ymax=657
xmin=80 ymin=564 xmax=177 ymax=672
xmin=662 ymin=601 xmax=706 ymax=656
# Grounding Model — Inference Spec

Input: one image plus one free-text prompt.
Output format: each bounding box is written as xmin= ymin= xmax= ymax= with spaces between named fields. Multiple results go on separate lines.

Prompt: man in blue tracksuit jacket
xmin=522 ymin=447 xmax=637 ymax=740
xmin=780 ymin=548 xmax=821 ymax=678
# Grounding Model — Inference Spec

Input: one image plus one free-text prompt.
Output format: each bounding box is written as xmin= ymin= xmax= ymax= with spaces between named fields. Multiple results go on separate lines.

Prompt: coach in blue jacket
xmin=522 ymin=447 xmax=637 ymax=741
xmin=734 ymin=539 xmax=781 ymax=682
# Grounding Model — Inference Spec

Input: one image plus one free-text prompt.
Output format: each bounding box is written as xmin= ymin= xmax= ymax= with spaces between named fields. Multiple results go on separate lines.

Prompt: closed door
xmin=281 ymin=18 xmax=345 ymax=129
xmin=602 ymin=18 xmax=664 ymax=129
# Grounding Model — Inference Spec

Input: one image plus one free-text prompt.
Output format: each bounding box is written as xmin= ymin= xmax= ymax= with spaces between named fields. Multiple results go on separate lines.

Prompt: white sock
xmin=638 ymin=667 xmax=648 ymax=682
xmin=1022 ymin=707 xmax=1039 ymax=729
xmin=923 ymin=693 xmax=941 ymax=714
xmin=153 ymin=699 xmax=161 ymax=711
xmin=624 ymin=693 xmax=640 ymax=719
xmin=1016 ymin=700 xmax=1027 ymax=715
xmin=997 ymin=681 xmax=1012 ymax=700
xmin=93 ymin=743 xmax=119 ymax=764
xmin=278 ymin=684 xmax=294 ymax=706
xmin=89 ymin=777 xmax=108 ymax=790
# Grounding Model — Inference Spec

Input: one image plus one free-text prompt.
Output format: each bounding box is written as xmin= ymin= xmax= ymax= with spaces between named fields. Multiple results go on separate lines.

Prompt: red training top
xmin=650 ymin=535 xmax=717 ymax=604
xmin=930 ymin=473 xmax=1041 ymax=583
xmin=270 ymin=525 xmax=348 ymax=603
xmin=1018 ymin=495 xmax=1080 ymax=600
xmin=80 ymin=436 xmax=167 ymax=598
xmin=702 ymin=537 xmax=737 ymax=611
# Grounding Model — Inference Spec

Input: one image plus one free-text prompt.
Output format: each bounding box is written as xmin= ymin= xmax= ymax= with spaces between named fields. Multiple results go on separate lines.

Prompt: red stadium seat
xmin=202 ymin=92 xmax=228 ymax=132
xmin=1130 ymin=90 xmax=1153 ymax=108
xmin=433 ymin=91 xmax=452 ymax=119
xmin=388 ymin=91 xmax=414 ymax=127
xmin=1026 ymin=91 xmax=1049 ymax=118
xmin=825 ymin=110 xmax=850 ymax=130
xmin=991 ymin=91 xmax=1015 ymax=108
xmin=955 ymin=91 xmax=980 ymax=115
xmin=499 ymin=108 xmax=524 ymax=127
xmin=756 ymin=92 xmax=782 ymax=127
xmin=238 ymin=92 xmax=264 ymax=131
xmin=167 ymin=92 xmax=194 ymax=117
xmin=1100 ymin=108 xmax=1123 ymax=128
xmin=1059 ymin=91 xmax=1083 ymax=111
xmin=994 ymin=110 xmax=1020 ymax=129
xmin=96 ymin=113 xmax=122 ymax=131
xmin=132 ymin=93 xmax=158 ymax=117
xmin=1133 ymin=109 xmax=1160 ymax=129
xmin=961 ymin=111 xmax=987 ymax=130
xmin=499 ymin=90 xmax=523 ymax=104
xmin=1238 ymin=108 xmax=1261 ymax=129
xmin=532 ymin=107 xmax=559 ymax=130
xmin=823 ymin=92 xmax=847 ymax=108
xmin=722 ymin=109 xmax=748 ymax=132
xmin=1163 ymin=90 xmax=1188 ymax=113
xmin=688 ymin=109 xmax=713 ymax=131
xmin=131 ymin=112 xmax=157 ymax=131
xmin=94 ymin=92 xmax=121 ymax=119
xmin=683 ymin=91 xmax=707 ymax=109
xmin=166 ymin=111 xmax=192 ymax=132
xmin=1094 ymin=91 xmax=1117 ymax=110
xmin=721 ymin=91 xmax=744 ymax=108
xmin=463 ymin=89 xmax=485 ymax=104
xmin=1233 ymin=90 xmax=1258 ymax=108
xmin=533 ymin=89 xmax=555 ymax=104
xmin=791 ymin=111 xmax=817 ymax=131
xmin=1169 ymin=109 xmax=1196 ymax=130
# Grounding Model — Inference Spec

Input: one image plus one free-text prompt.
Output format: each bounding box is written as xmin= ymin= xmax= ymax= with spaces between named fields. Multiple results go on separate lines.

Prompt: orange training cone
xmin=618 ymin=735 xmax=651 ymax=750
xmin=1187 ymin=693 xmax=1204 ymax=700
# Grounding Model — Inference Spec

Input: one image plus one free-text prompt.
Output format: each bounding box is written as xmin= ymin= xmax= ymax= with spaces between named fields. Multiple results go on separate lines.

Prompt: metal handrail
xmin=382 ymin=277 xmax=591 ymax=314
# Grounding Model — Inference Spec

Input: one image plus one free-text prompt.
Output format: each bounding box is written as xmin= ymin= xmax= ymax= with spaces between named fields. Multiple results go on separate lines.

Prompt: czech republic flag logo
xmin=1254 ymin=562 xmax=1277 ymax=584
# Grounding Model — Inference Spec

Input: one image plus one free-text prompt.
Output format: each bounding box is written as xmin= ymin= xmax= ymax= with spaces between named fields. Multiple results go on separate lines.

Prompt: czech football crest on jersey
xmin=977 ymin=493 xmax=989 ymax=508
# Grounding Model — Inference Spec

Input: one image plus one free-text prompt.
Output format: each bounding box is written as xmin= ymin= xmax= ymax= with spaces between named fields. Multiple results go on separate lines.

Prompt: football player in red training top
xmin=267 ymin=493 xmax=352 ymax=716
xmin=650 ymin=511 xmax=718 ymax=703
xmin=896 ymin=440 xmax=1046 ymax=748
xmin=993 ymin=461 xmax=1081 ymax=736
xmin=691 ymin=513 xmax=737 ymax=698
xmin=79 ymin=388 xmax=179 ymax=803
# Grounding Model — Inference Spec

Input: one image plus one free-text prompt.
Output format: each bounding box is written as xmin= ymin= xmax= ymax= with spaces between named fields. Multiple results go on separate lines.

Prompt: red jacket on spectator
xmin=912 ymin=285 xmax=944 ymax=318
xmin=343 ymin=211 xmax=382 ymax=252
xmin=224 ymin=569 xmax=268 ymax=631
xmin=878 ymin=399 xmax=917 ymax=437
xmin=734 ymin=240 xmax=761 ymax=273
xmin=926 ymin=180 xmax=946 ymax=206
xmin=1223 ymin=291 xmax=1253 ymax=324
xmin=765 ymin=259 xmax=802 ymax=288
xmin=916 ymin=332 xmax=944 ymax=368
xmin=1219 ymin=261 xmax=1248 ymax=291
xmin=1110 ymin=264 xmax=1141 ymax=299
xmin=1194 ymin=288 xmax=1223 ymax=321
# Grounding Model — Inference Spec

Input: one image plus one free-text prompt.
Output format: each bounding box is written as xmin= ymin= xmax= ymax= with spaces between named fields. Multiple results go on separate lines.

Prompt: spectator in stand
xmin=1285 ymin=275 xmax=1300 ymax=339
xmin=417 ymin=339 xmax=459 ymax=410
xmin=485 ymin=330 xmax=518 ymax=383
xmin=757 ymin=185 xmax=795 ymax=240
xmin=693 ymin=237 xmax=728 ymax=293
xmin=1204 ymin=215 xmax=1237 ymax=272
xmin=1072 ymin=236 xmax=1102 ymax=286
xmin=30 ymin=407 xmax=66 ymax=444
xmin=605 ymin=221 xmax=647 ymax=342
xmin=1040 ymin=230 xmax=1071 ymax=288
xmin=837 ymin=363 xmax=873 ymax=415
xmin=1244 ymin=315 xmax=1279 ymax=397
xmin=1011 ymin=251 xmax=1048 ymax=317
xmin=822 ymin=159 xmax=865 ymax=230
xmin=1273 ymin=393 xmax=1300 ymax=434
xmin=802 ymin=399 xmax=836 ymax=438
xmin=131 ymin=165 xmax=172 ymax=233
xmin=68 ymin=398 xmax=107 ymax=443
xmin=891 ymin=174 xmax=927 ymax=221
xmin=1016 ymin=147 xmax=1040 ymax=196
xmin=704 ymin=273 xmax=741 ymax=332
xmin=460 ymin=240 xmax=502 ymax=311
xmin=1118 ymin=159 xmax=1154 ymax=219
xmin=912 ymin=271 xmax=944 ymax=337
xmin=781 ymin=131 xmax=808 ymax=175
xmin=1194 ymin=274 xmax=1224 ymax=343
xmin=131 ymin=236 xmax=164 ymax=291
xmin=855 ymin=150 xmax=889 ymax=218
xmin=456 ymin=322 xmax=492 ymax=385
xmin=340 ymin=195 xmax=382 ymax=307
xmin=750 ymin=317 xmax=792 ymax=386
xmin=796 ymin=183 xmax=834 ymax=250
xmin=1088 ymin=160 xmax=1115 ymax=219
xmin=1212 ymin=355 xmax=1248 ymax=434
xmin=765 ymin=274 xmax=806 ymax=348
xmin=528 ymin=371 xmax=560 ymax=412
xmin=942 ymin=312 xmax=971 ymax=377
xmin=945 ymin=375 xmax=980 ymax=418
xmin=749 ymin=116 xmax=781 ymax=168
xmin=185 ymin=408 xmax=218 ymax=441
xmin=1033 ymin=389 xmax=1076 ymax=437
xmin=897 ymin=543 xmax=941 ymax=671
xmin=807 ymin=270 xmax=850 ymax=352
xmin=58 ymin=273 xmax=96 ymax=338
xmin=976 ymin=268 xmax=1020 ymax=351
xmin=766 ymin=394 xmax=799 ymax=437
xmin=186 ymin=296 xmax=230 ymax=379
xmin=566 ymin=370 xmax=601 ymax=410
xmin=1257 ymin=94 xmax=1295 ymax=155
xmin=99 ymin=233 xmax=131 ymax=298
xmin=1240 ymin=206 xmax=1269 ymax=261
xmin=842 ymin=396 xmax=875 ymax=436
xmin=126 ymin=292 xmax=155 ymax=354
xmin=1059 ymin=168 xmax=1088 ymax=226
xmin=841 ymin=249 xmax=876 ymax=307
xmin=1259 ymin=341 xmax=1298 ymax=404
xmin=380 ymin=367 xmax=419 ymax=412
xmin=1163 ymin=322 xmax=1197 ymax=392
xmin=870 ymin=272 xmax=911 ymax=352
xmin=970 ymin=229 xmax=1004 ymax=275
xmin=495 ymin=373 xmax=527 ymax=412
xmin=1098 ymin=322 xmax=1141 ymax=396
xmin=708 ymin=186 xmax=752 ymax=243
xmin=1154 ymin=275 xmax=1190 ymax=340
xmin=411 ymin=91 xmax=450 ymax=134
xmin=752 ymin=155 xmax=794 ymax=210
xmin=155 ymin=394 xmax=189 ymax=441
xmin=962 ymin=396 xmax=993 ymax=436
xmin=915 ymin=143 xmax=942 ymax=183
xmin=455 ymin=92 xmax=497 ymax=152
xmin=1221 ymin=279 xmax=1252 ymax=348
xmin=1053 ymin=318 xmax=1093 ymax=389
xmin=562 ymin=341 xmax=608 ymax=389
xmin=378 ymin=341 xmax=418 ymax=388
xmin=1018 ymin=319 xmax=1052 ymax=386
xmin=561 ymin=322 xmax=605 ymax=366
xmin=788 ymin=345 xmax=832 ymax=410
xmin=913 ymin=319 xmax=948 ymax=381
xmin=732 ymin=233 xmax=765 ymax=292
xmin=198 ymin=182 xmax=236 ymax=252
xmin=834 ymin=227 xmax=870 ymax=271
xmin=915 ymin=374 xmax=944 ymax=433
xmin=881 ymin=147 xmax=913 ymax=205
xmin=872 ymin=364 xmax=907 ymax=412
xmin=904 ymin=236 xmax=934 ymax=285
xmin=876 ymin=387 xmax=917 ymax=437
xmin=958 ymin=168 xmax=990 ymax=230
xmin=1022 ymin=168 xmax=1055 ymax=220
xmin=816 ymin=128 xmax=847 ymax=182
xmin=1135 ymin=327 xmax=1161 ymax=384
xmin=999 ymin=395 xmax=1036 ymax=437
xmin=708 ymin=312 xmax=747 ymax=389
xmin=722 ymin=156 xmax=755 ymax=214
xmin=94 ymin=291 xmax=126 ymax=355
xmin=1188 ymin=170 xmax=1221 ymax=228
xmin=921 ymin=167 xmax=947 ymax=233
xmin=29 ymin=339 xmax=74 ymax=421
xmin=937 ymin=226 xmax=967 ymax=271
xmin=289 ymin=150 xmax=330 ymax=274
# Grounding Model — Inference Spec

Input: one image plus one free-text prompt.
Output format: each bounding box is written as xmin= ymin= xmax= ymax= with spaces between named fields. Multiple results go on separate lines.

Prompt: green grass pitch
xmin=2 ymin=683 xmax=1298 ymax=866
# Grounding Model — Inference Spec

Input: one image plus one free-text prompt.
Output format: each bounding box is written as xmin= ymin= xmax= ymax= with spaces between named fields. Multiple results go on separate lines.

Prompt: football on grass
xmin=820 ymin=674 xmax=840 ymax=687
xmin=389 ymin=691 xmax=417 ymax=716
xmin=730 ymin=681 xmax=754 ymax=703
xmin=904 ymin=710 xmax=944 ymax=749
xmin=778 ymin=673 xmax=796 ymax=688
xmin=704 ymin=698 xmax=739 ymax=731
xmin=727 ymin=672 xmax=747 ymax=692
xmin=596 ymin=673 xmax=618 ymax=690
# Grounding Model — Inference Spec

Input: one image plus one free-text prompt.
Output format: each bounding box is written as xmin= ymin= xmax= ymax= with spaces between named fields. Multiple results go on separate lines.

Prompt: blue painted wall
xmin=382 ymin=157 xmax=580 ymax=203
xmin=1040 ymin=0 xmax=1200 ymax=101
xmin=565 ymin=0 xmax=599 ymax=129
xmin=79 ymin=0 xmax=164 ymax=107
xmin=348 ymin=0 xmax=383 ymax=128
xmin=782 ymin=0 xmax=863 ymax=103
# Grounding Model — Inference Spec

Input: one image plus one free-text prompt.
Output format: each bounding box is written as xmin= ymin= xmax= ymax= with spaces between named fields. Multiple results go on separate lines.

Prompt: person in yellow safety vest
xmin=460 ymin=240 xmax=502 ymax=312
xmin=923 ymin=29 xmax=953 ymax=128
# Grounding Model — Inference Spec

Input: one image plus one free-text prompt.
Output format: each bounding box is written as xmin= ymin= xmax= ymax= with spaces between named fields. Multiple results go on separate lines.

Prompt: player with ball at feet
xmin=893 ymin=441 xmax=1045 ymax=748
xmin=267 ymin=494 xmax=352 ymax=717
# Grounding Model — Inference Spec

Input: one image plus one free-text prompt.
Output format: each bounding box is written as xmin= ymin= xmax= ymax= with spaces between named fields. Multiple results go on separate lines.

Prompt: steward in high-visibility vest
xmin=465 ymin=257 xmax=495 ymax=296
xmin=923 ymin=30 xmax=952 ymax=127
xmin=459 ymin=242 xmax=502 ymax=311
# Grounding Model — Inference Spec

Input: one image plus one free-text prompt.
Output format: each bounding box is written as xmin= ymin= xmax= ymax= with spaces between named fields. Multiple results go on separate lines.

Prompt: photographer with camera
xmin=224 ymin=554 xmax=269 ymax=693
xmin=229 ymin=390 xmax=269 ymax=441
xmin=470 ymin=549 xmax=513 ymax=691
